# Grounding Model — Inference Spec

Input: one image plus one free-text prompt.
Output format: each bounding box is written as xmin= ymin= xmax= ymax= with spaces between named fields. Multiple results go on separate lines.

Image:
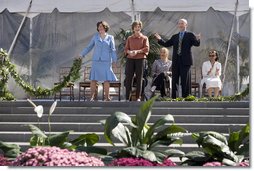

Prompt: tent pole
xmin=29 ymin=17 xmax=33 ymax=85
xmin=131 ymin=0 xmax=135 ymax=22
xmin=7 ymin=0 xmax=33 ymax=57
xmin=236 ymin=15 xmax=240 ymax=92
xmin=222 ymin=0 xmax=238 ymax=91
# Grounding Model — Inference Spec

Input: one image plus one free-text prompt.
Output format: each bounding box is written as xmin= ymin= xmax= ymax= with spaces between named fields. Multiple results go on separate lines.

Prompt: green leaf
xmin=202 ymin=135 xmax=239 ymax=162
xmin=29 ymin=135 xmax=45 ymax=146
xmin=142 ymin=150 xmax=158 ymax=162
xmin=0 ymin=141 xmax=21 ymax=158
xmin=163 ymin=149 xmax=185 ymax=158
xmin=111 ymin=122 xmax=132 ymax=146
xmin=26 ymin=124 xmax=47 ymax=138
xmin=133 ymin=96 xmax=157 ymax=145
xmin=153 ymin=124 xmax=187 ymax=141
xmin=76 ymin=146 xmax=107 ymax=155
xmin=222 ymin=158 xmax=237 ymax=166
xmin=184 ymin=151 xmax=208 ymax=161
xmin=228 ymin=131 xmax=240 ymax=152
xmin=143 ymin=114 xmax=174 ymax=144
xmin=228 ymin=123 xmax=250 ymax=156
xmin=182 ymin=151 xmax=211 ymax=166
xmin=70 ymin=133 xmax=99 ymax=147
xmin=199 ymin=131 xmax=228 ymax=145
xmin=117 ymin=147 xmax=158 ymax=162
xmin=47 ymin=131 xmax=72 ymax=147
xmin=103 ymin=111 xmax=135 ymax=145
xmin=152 ymin=151 xmax=167 ymax=163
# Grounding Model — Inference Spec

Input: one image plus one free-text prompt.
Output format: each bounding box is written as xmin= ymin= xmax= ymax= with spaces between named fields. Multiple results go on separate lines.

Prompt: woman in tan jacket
xmin=124 ymin=21 xmax=149 ymax=101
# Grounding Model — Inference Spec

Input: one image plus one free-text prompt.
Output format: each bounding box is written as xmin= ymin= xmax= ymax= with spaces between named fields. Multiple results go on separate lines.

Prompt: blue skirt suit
xmin=80 ymin=33 xmax=117 ymax=82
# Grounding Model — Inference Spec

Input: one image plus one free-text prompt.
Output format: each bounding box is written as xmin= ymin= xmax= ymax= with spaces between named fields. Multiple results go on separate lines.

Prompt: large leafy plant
xmin=182 ymin=124 xmax=249 ymax=166
xmin=101 ymin=96 xmax=187 ymax=163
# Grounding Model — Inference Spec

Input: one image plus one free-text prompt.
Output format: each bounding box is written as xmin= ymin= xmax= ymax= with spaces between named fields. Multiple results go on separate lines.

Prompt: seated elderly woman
xmin=201 ymin=50 xmax=222 ymax=98
xmin=150 ymin=47 xmax=172 ymax=97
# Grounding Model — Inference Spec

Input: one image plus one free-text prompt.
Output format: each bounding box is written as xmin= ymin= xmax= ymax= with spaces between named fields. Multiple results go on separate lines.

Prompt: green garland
xmin=0 ymin=48 xmax=82 ymax=100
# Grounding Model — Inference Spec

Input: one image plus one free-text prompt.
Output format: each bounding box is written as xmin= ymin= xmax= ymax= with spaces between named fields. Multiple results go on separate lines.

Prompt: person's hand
xmin=75 ymin=55 xmax=82 ymax=60
xmin=215 ymin=68 xmax=220 ymax=76
xmin=112 ymin=62 xmax=117 ymax=68
xmin=167 ymin=71 xmax=172 ymax=76
xmin=154 ymin=33 xmax=161 ymax=40
xmin=128 ymin=50 xmax=137 ymax=57
xmin=207 ymin=67 xmax=212 ymax=75
xmin=196 ymin=33 xmax=201 ymax=40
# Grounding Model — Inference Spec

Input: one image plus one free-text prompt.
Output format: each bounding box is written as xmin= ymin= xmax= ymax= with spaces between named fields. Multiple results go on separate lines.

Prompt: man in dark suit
xmin=154 ymin=19 xmax=200 ymax=98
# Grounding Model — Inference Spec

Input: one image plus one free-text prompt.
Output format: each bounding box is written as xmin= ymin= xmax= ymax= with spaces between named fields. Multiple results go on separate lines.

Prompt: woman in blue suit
xmin=80 ymin=21 xmax=117 ymax=101
xmin=154 ymin=19 xmax=200 ymax=98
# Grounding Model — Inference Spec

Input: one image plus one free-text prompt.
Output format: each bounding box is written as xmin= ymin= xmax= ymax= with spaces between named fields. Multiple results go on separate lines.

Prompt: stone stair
xmin=0 ymin=100 xmax=249 ymax=159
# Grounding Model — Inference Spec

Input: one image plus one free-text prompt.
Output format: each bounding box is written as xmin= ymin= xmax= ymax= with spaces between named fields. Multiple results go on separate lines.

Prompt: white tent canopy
xmin=0 ymin=0 xmax=249 ymax=13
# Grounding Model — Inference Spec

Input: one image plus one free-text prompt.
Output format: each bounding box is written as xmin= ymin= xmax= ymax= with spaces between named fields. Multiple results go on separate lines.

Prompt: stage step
xmin=0 ymin=100 xmax=249 ymax=162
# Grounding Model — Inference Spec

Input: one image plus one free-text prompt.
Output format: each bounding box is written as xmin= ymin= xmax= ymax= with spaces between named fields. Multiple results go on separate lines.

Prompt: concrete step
xmin=0 ymin=122 xmax=246 ymax=133
xmin=0 ymin=114 xmax=249 ymax=123
xmin=0 ymin=107 xmax=249 ymax=115
xmin=0 ymin=100 xmax=249 ymax=158
xmin=0 ymin=101 xmax=249 ymax=108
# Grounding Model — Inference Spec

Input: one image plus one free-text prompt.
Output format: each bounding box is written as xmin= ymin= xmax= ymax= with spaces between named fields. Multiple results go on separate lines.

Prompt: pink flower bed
xmin=12 ymin=146 xmax=104 ymax=166
xmin=0 ymin=155 xmax=12 ymax=166
xmin=203 ymin=161 xmax=249 ymax=167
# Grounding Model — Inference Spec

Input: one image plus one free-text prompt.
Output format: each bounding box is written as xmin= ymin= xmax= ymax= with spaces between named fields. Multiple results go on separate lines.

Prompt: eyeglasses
xmin=209 ymin=55 xmax=216 ymax=57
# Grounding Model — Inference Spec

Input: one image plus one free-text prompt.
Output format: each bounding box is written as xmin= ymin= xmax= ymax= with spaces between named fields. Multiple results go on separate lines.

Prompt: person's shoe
xmin=104 ymin=97 xmax=112 ymax=101
xmin=151 ymin=86 xmax=156 ymax=92
xmin=136 ymin=98 xmax=141 ymax=102
xmin=89 ymin=98 xmax=95 ymax=101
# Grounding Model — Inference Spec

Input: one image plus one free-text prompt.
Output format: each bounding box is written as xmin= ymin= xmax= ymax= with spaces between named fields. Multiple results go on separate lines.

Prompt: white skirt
xmin=203 ymin=77 xmax=222 ymax=90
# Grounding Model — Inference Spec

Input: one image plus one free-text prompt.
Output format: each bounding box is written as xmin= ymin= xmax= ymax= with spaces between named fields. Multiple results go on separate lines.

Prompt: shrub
xmin=12 ymin=146 xmax=104 ymax=166
xmin=107 ymin=157 xmax=177 ymax=166
xmin=102 ymin=96 xmax=186 ymax=163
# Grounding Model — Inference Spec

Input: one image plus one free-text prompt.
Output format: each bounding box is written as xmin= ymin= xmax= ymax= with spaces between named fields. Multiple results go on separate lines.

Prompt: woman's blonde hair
xmin=160 ymin=47 xmax=169 ymax=57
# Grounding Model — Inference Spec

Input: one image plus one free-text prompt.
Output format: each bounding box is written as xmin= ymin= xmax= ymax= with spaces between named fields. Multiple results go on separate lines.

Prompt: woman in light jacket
xmin=80 ymin=21 xmax=117 ymax=101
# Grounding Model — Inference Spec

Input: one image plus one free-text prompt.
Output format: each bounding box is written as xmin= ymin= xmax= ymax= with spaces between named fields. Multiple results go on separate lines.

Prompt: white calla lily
xmin=49 ymin=101 xmax=57 ymax=116
xmin=27 ymin=99 xmax=36 ymax=108
xmin=34 ymin=105 xmax=43 ymax=118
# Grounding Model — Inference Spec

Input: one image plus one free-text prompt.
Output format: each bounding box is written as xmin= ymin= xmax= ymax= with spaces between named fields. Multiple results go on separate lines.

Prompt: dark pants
xmin=172 ymin=55 xmax=191 ymax=98
xmin=125 ymin=58 xmax=144 ymax=100
xmin=152 ymin=73 xmax=167 ymax=97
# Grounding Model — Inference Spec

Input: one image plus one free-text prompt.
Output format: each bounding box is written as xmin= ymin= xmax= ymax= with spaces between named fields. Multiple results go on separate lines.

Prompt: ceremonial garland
xmin=0 ymin=49 xmax=82 ymax=100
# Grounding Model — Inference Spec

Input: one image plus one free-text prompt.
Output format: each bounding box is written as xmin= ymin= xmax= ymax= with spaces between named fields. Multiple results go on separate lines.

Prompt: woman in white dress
xmin=201 ymin=50 xmax=222 ymax=98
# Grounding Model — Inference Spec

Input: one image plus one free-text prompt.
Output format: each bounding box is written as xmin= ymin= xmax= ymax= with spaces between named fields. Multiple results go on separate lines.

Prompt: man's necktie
xmin=177 ymin=32 xmax=184 ymax=55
